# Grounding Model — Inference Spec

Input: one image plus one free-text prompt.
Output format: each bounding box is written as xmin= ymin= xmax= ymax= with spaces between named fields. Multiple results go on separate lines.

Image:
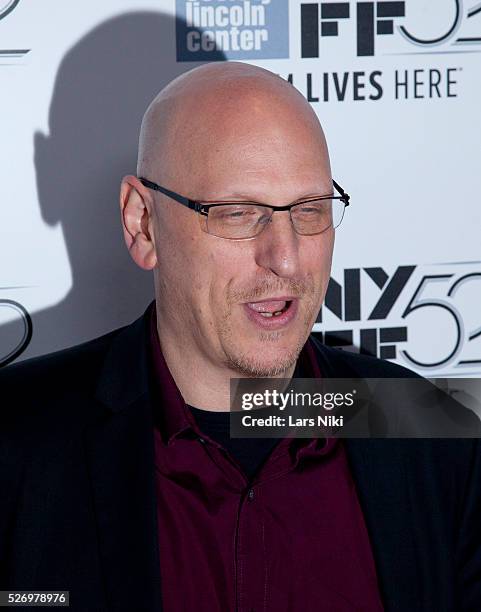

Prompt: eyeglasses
xmin=139 ymin=176 xmax=350 ymax=240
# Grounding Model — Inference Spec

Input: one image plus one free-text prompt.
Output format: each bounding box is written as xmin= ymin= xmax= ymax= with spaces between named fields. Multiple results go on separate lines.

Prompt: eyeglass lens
xmin=205 ymin=199 xmax=345 ymax=239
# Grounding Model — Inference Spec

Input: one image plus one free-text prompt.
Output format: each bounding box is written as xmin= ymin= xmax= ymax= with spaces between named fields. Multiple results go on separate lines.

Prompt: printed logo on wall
xmin=0 ymin=0 xmax=20 ymax=21
xmin=313 ymin=261 xmax=481 ymax=376
xmin=291 ymin=0 xmax=481 ymax=103
xmin=174 ymin=2 xmax=481 ymax=102
xmin=276 ymin=0 xmax=481 ymax=104
xmin=0 ymin=0 xmax=29 ymax=62
xmin=0 ymin=299 xmax=32 ymax=368
xmin=176 ymin=0 xmax=289 ymax=61
xmin=175 ymin=1 xmax=481 ymax=61
xmin=300 ymin=0 xmax=481 ymax=58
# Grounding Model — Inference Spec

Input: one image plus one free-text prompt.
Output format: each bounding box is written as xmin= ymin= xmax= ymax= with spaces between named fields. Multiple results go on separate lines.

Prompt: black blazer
xmin=1 ymin=306 xmax=480 ymax=611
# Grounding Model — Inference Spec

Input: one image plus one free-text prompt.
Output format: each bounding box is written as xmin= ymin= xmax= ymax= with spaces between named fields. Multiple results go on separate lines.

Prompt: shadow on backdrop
xmin=0 ymin=11 xmax=226 ymax=366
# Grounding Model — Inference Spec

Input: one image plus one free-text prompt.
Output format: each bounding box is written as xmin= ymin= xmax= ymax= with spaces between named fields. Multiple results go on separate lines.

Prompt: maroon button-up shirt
xmin=150 ymin=308 xmax=384 ymax=611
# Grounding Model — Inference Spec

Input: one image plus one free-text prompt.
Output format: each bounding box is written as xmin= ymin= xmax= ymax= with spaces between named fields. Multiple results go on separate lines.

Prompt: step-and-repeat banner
xmin=1 ymin=0 xmax=480 ymax=376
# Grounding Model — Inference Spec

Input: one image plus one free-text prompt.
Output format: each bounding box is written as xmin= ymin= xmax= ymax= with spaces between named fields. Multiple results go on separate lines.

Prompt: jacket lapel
xmin=311 ymin=339 xmax=424 ymax=610
xmin=344 ymin=439 xmax=423 ymax=611
xmin=83 ymin=308 xmax=163 ymax=612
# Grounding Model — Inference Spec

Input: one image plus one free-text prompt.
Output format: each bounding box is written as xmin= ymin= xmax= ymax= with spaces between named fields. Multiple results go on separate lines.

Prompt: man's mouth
xmin=246 ymin=299 xmax=291 ymax=318
xmin=243 ymin=297 xmax=299 ymax=329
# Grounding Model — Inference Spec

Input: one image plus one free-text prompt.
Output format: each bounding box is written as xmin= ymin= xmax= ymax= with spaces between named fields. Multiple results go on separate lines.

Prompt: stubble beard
xmin=217 ymin=276 xmax=319 ymax=377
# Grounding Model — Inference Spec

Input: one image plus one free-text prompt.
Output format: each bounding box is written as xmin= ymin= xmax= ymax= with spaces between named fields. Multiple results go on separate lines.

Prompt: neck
xmin=155 ymin=310 xmax=296 ymax=412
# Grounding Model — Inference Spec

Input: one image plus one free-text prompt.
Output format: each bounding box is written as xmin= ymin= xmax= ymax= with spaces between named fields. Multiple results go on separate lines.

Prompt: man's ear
xmin=120 ymin=175 xmax=157 ymax=270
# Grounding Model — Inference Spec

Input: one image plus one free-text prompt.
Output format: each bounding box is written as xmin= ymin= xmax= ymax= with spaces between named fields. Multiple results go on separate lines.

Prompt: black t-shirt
xmin=188 ymin=360 xmax=305 ymax=481
xmin=188 ymin=405 xmax=280 ymax=481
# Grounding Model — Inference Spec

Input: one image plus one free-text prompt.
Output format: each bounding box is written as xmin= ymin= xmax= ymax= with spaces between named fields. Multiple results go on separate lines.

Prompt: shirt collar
xmin=149 ymin=303 xmax=197 ymax=445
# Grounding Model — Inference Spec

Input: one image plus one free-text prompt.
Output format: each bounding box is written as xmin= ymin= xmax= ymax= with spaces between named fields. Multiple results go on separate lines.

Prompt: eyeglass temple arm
xmin=139 ymin=177 xmax=203 ymax=212
xmin=332 ymin=180 xmax=350 ymax=206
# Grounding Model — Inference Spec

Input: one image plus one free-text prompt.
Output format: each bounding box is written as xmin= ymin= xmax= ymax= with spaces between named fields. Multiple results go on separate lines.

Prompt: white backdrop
xmin=1 ymin=0 xmax=480 ymax=376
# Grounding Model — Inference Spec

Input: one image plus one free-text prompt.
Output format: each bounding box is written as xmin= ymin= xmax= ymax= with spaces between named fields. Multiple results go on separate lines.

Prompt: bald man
xmin=1 ymin=63 xmax=480 ymax=612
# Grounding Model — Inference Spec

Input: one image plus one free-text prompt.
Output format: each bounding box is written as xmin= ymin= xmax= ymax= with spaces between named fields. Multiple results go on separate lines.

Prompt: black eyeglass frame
xmin=139 ymin=176 xmax=350 ymax=215
xmin=138 ymin=176 xmax=350 ymax=239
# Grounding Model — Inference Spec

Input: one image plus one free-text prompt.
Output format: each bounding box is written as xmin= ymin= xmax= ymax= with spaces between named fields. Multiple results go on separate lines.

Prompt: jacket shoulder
xmin=1 ymin=327 xmax=121 ymax=382
xmin=0 ymin=326 xmax=125 ymax=427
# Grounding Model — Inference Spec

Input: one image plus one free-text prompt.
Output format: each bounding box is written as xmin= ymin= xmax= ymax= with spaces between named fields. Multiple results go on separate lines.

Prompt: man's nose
xmin=253 ymin=211 xmax=301 ymax=278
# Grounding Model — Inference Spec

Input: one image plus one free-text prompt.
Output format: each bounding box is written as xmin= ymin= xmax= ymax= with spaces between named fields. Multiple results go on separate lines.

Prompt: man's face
xmin=151 ymin=96 xmax=334 ymax=377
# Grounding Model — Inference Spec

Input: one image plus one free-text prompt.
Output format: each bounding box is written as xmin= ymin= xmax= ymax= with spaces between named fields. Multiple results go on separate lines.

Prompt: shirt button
xmin=247 ymin=488 xmax=255 ymax=501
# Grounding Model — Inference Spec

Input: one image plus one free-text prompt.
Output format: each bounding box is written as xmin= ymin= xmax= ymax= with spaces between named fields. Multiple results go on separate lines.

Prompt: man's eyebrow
xmin=200 ymin=190 xmax=334 ymax=204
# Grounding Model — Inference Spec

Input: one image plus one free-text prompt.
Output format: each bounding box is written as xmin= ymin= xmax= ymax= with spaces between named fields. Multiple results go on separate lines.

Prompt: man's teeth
xmin=260 ymin=310 xmax=283 ymax=318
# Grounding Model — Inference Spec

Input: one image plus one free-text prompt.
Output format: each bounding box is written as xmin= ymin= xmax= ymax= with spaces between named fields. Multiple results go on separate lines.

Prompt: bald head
xmin=137 ymin=62 xmax=330 ymax=195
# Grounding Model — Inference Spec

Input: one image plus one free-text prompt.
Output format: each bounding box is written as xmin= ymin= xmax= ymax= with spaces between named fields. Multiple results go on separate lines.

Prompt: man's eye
xmin=211 ymin=206 xmax=260 ymax=221
xmin=297 ymin=205 xmax=323 ymax=215
xmin=225 ymin=209 xmax=254 ymax=218
xmin=296 ymin=201 xmax=330 ymax=215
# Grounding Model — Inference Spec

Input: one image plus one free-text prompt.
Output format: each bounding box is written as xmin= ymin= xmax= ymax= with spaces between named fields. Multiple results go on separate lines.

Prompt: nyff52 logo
xmin=301 ymin=1 xmax=481 ymax=57
xmin=314 ymin=262 xmax=481 ymax=377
